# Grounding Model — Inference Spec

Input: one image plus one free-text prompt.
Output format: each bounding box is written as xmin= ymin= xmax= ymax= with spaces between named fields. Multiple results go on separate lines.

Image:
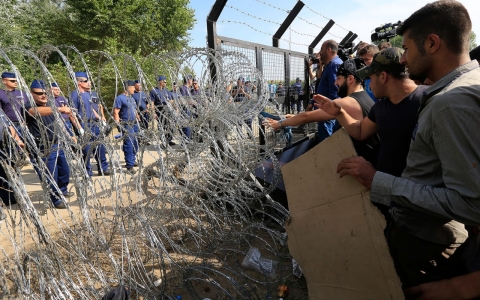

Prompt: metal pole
xmin=308 ymin=19 xmax=335 ymax=55
xmin=273 ymin=1 xmax=305 ymax=48
xmin=207 ymin=0 xmax=228 ymax=83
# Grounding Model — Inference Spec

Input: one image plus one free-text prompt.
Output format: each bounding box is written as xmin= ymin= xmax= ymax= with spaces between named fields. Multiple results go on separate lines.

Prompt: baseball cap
xmin=337 ymin=58 xmax=367 ymax=80
xmin=356 ymin=47 xmax=406 ymax=80
xmin=470 ymin=45 xmax=480 ymax=61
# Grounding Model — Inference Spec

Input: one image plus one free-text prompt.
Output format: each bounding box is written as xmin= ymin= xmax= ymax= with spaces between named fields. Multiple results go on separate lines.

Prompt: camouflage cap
xmin=356 ymin=47 xmax=405 ymax=79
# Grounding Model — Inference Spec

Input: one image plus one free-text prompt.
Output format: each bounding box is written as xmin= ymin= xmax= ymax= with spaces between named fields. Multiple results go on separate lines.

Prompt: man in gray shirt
xmin=335 ymin=0 xmax=480 ymax=289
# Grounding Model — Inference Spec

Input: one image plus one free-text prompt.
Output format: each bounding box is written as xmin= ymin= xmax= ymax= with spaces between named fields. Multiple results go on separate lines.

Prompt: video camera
xmin=338 ymin=42 xmax=355 ymax=61
xmin=371 ymin=21 xmax=402 ymax=42
xmin=309 ymin=54 xmax=320 ymax=64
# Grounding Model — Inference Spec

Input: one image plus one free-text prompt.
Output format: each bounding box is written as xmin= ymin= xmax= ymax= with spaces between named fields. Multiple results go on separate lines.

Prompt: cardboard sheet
xmin=282 ymin=129 xmax=404 ymax=299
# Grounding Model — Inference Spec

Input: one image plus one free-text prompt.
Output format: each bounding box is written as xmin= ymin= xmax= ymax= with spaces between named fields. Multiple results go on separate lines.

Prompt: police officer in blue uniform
xmin=51 ymin=82 xmax=77 ymax=137
xmin=24 ymin=80 xmax=73 ymax=209
xmin=0 ymin=110 xmax=24 ymax=212
xmin=113 ymin=80 xmax=139 ymax=173
xmin=292 ymin=77 xmax=303 ymax=114
xmin=70 ymin=71 xmax=110 ymax=176
xmin=0 ymin=72 xmax=29 ymax=136
xmin=150 ymin=75 xmax=175 ymax=145
xmin=132 ymin=80 xmax=149 ymax=131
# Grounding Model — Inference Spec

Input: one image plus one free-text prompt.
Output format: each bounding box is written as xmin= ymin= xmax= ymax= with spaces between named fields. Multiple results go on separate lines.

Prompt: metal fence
xmin=217 ymin=35 xmax=315 ymax=149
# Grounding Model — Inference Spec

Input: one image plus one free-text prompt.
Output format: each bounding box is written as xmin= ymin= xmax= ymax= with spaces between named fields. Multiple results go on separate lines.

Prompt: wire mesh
xmin=0 ymin=46 xmax=308 ymax=299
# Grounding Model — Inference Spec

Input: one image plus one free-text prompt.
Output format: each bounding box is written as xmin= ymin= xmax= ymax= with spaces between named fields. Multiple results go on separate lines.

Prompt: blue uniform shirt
xmin=71 ymin=90 xmax=100 ymax=121
xmin=114 ymin=94 xmax=137 ymax=121
xmin=54 ymin=96 xmax=70 ymax=120
xmin=317 ymin=55 xmax=343 ymax=99
xmin=23 ymin=102 xmax=56 ymax=141
xmin=0 ymin=89 xmax=28 ymax=122
xmin=179 ymin=85 xmax=190 ymax=97
xmin=149 ymin=87 xmax=170 ymax=106
xmin=170 ymin=90 xmax=180 ymax=100
xmin=132 ymin=91 xmax=148 ymax=111
xmin=292 ymin=82 xmax=303 ymax=95
xmin=0 ymin=110 xmax=8 ymax=140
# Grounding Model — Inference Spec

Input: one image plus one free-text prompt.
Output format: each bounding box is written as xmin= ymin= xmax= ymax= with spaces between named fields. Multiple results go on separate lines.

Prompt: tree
xmin=469 ymin=31 xmax=477 ymax=51
xmin=43 ymin=0 xmax=196 ymax=55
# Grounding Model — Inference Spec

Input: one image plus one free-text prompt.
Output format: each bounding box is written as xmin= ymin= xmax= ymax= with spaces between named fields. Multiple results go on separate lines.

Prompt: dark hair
xmin=357 ymin=44 xmax=379 ymax=57
xmin=375 ymin=68 xmax=409 ymax=80
xmin=323 ymin=39 xmax=338 ymax=53
xmin=378 ymin=42 xmax=391 ymax=50
xmin=354 ymin=77 xmax=363 ymax=85
xmin=397 ymin=0 xmax=471 ymax=55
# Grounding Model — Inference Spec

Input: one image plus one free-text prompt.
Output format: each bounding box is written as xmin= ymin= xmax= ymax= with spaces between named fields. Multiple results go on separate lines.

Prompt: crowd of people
xmin=1 ymin=0 xmax=479 ymax=298
xmin=0 ymin=72 xmax=204 ymax=212
xmin=266 ymin=0 xmax=480 ymax=298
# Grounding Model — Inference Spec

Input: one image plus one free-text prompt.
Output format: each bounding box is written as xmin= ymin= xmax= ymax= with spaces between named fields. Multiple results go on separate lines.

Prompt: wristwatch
xmin=278 ymin=120 xmax=284 ymax=128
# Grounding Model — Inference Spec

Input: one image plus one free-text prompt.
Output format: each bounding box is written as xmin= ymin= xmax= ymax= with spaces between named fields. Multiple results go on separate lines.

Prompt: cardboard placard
xmin=282 ymin=129 xmax=403 ymax=299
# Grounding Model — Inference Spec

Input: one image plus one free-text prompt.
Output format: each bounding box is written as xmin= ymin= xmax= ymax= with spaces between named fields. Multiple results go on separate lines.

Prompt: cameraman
xmin=307 ymin=52 xmax=323 ymax=112
xmin=356 ymin=44 xmax=380 ymax=102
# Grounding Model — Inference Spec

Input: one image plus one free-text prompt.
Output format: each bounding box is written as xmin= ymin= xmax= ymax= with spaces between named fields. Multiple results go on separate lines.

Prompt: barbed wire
xmin=218 ymin=20 xmax=313 ymax=47
xmin=225 ymin=5 xmax=318 ymax=39
xmin=0 ymin=46 xmax=299 ymax=299
xmin=249 ymin=0 xmax=361 ymax=41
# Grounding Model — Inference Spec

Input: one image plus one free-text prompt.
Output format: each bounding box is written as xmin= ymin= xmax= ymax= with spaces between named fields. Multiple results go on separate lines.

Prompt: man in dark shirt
xmin=316 ymin=47 xmax=424 ymax=222
xmin=332 ymin=1 xmax=480 ymax=290
xmin=266 ymin=58 xmax=379 ymax=165
xmin=315 ymin=40 xmax=343 ymax=142
xmin=25 ymin=80 xmax=73 ymax=209
xmin=0 ymin=72 xmax=28 ymax=136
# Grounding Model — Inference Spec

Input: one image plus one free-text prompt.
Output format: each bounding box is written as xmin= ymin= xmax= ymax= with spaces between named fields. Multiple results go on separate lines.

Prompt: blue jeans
xmin=316 ymin=120 xmax=336 ymax=143
xmin=121 ymin=124 xmax=139 ymax=168
xmin=83 ymin=123 xmax=109 ymax=176
xmin=31 ymin=144 xmax=70 ymax=204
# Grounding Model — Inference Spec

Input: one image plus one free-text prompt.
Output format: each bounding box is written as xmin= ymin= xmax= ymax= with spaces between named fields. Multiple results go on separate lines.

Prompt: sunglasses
xmin=32 ymin=91 xmax=46 ymax=96
xmin=79 ymin=79 xmax=88 ymax=83
xmin=7 ymin=80 xmax=17 ymax=83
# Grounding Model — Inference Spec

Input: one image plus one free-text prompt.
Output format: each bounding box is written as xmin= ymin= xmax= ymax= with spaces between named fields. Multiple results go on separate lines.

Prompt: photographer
xmin=313 ymin=40 xmax=343 ymax=142
xmin=307 ymin=52 xmax=323 ymax=112
xmin=356 ymin=44 xmax=380 ymax=102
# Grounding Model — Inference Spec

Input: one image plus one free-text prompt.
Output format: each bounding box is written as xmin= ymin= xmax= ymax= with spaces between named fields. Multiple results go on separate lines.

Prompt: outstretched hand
xmin=265 ymin=118 xmax=281 ymax=131
xmin=313 ymin=94 xmax=341 ymax=116
xmin=337 ymin=156 xmax=376 ymax=189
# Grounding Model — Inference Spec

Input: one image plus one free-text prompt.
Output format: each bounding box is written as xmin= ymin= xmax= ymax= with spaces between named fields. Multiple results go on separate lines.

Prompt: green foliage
xmin=469 ymin=31 xmax=477 ymax=51
xmin=0 ymin=0 xmax=196 ymax=111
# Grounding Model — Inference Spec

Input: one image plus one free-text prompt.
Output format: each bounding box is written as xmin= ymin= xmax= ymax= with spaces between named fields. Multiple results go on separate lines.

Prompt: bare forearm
xmin=8 ymin=126 xmax=21 ymax=142
xmin=113 ymin=111 xmax=120 ymax=123
xmin=336 ymin=108 xmax=363 ymax=140
xmin=28 ymin=107 xmax=53 ymax=116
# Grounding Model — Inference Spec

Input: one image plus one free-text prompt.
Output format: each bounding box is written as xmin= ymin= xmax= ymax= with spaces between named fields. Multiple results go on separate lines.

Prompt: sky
xmin=187 ymin=0 xmax=480 ymax=53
